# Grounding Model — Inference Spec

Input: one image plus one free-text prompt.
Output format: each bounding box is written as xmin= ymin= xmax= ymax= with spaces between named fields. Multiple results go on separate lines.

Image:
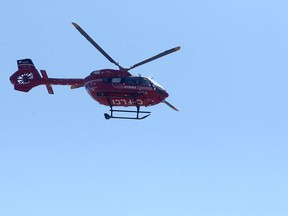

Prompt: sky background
xmin=1 ymin=0 xmax=288 ymax=216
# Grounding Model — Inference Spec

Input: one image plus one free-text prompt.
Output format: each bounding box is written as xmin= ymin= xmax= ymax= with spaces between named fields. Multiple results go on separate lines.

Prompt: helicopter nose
xmin=156 ymin=87 xmax=169 ymax=98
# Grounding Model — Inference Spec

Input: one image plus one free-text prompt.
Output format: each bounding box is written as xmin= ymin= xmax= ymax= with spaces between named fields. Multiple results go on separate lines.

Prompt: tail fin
xmin=10 ymin=59 xmax=43 ymax=92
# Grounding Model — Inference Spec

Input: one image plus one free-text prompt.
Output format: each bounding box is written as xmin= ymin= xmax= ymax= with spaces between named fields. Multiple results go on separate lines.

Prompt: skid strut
xmin=104 ymin=106 xmax=151 ymax=120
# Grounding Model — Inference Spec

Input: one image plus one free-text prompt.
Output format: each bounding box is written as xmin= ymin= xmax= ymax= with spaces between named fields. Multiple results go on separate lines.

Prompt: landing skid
xmin=104 ymin=106 xmax=151 ymax=120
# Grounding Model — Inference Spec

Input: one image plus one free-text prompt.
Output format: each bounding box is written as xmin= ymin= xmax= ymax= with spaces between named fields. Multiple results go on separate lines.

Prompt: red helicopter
xmin=10 ymin=22 xmax=180 ymax=120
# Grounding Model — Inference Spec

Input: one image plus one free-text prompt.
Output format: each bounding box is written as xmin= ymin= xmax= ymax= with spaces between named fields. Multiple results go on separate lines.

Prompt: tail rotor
xmin=17 ymin=72 xmax=34 ymax=84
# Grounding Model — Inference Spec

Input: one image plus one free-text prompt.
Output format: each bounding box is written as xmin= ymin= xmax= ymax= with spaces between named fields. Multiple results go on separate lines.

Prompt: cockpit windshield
xmin=147 ymin=77 xmax=165 ymax=90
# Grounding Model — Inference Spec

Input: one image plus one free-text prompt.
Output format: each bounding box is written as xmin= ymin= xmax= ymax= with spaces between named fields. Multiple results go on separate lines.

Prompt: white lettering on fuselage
xmin=124 ymin=86 xmax=137 ymax=89
xmin=111 ymin=99 xmax=143 ymax=106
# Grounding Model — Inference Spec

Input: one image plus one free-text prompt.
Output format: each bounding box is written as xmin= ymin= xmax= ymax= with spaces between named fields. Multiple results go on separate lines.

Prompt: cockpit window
xmin=147 ymin=78 xmax=165 ymax=90
xmin=140 ymin=78 xmax=151 ymax=86
xmin=124 ymin=77 xmax=152 ymax=86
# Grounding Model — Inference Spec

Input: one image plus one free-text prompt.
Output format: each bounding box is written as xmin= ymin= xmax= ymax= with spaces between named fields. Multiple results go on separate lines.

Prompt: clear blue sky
xmin=1 ymin=0 xmax=288 ymax=216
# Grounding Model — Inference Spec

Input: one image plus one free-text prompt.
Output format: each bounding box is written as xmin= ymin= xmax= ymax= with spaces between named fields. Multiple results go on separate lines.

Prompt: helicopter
xmin=10 ymin=22 xmax=180 ymax=120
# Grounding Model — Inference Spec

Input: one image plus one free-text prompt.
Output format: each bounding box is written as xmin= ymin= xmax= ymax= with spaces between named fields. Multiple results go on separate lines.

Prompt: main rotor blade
xmin=72 ymin=22 xmax=122 ymax=69
xmin=163 ymin=100 xmax=179 ymax=111
xmin=128 ymin=46 xmax=180 ymax=71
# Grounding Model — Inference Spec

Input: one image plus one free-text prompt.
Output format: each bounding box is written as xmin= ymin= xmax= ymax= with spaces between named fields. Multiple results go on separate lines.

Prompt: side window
xmin=103 ymin=78 xmax=123 ymax=83
xmin=103 ymin=78 xmax=112 ymax=83
xmin=126 ymin=77 xmax=140 ymax=85
xmin=112 ymin=78 xmax=121 ymax=83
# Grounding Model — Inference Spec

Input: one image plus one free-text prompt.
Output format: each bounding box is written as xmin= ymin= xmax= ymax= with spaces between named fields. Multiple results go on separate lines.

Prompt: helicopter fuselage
xmin=84 ymin=69 xmax=169 ymax=107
